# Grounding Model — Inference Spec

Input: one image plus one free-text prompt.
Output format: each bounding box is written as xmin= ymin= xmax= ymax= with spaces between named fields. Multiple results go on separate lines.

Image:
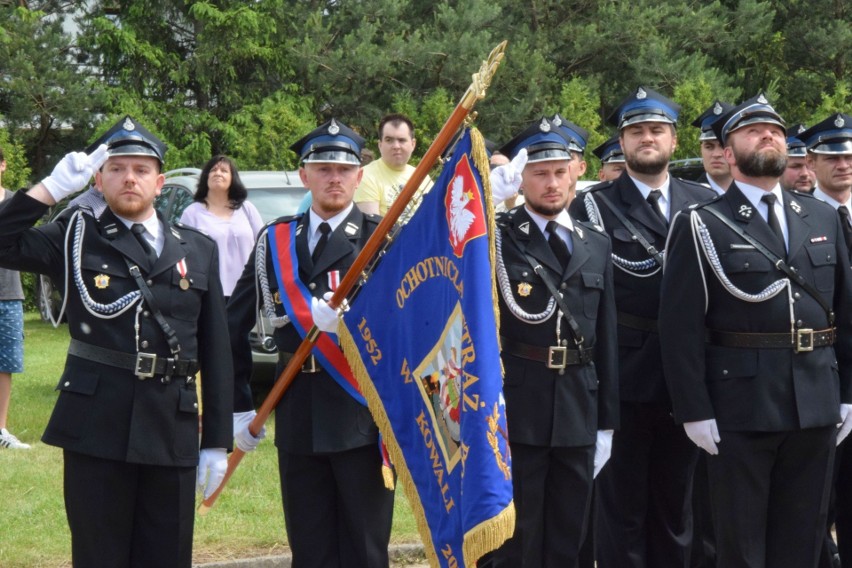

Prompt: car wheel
xmin=36 ymin=274 xmax=65 ymax=324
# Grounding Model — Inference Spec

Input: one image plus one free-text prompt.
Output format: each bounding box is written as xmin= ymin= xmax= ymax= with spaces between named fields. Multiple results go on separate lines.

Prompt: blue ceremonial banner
xmin=339 ymin=128 xmax=515 ymax=567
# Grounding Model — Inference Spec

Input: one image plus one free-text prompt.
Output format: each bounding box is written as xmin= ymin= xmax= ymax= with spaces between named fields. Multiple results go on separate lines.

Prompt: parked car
xmin=35 ymin=167 xmax=308 ymax=382
xmin=668 ymin=157 xmax=706 ymax=182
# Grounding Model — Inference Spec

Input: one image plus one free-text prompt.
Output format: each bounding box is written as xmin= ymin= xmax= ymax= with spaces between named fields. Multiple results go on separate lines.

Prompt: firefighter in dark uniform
xmin=228 ymin=119 xmax=394 ymax=568
xmin=567 ymin=87 xmax=715 ymax=568
xmin=800 ymin=114 xmax=852 ymax=568
xmin=659 ymin=95 xmax=852 ymax=568
xmin=485 ymin=116 xmax=619 ymax=567
xmin=0 ymin=116 xmax=233 ymax=568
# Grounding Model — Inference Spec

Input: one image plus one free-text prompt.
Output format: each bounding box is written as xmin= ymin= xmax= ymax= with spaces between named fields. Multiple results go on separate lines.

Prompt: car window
xmin=171 ymin=187 xmax=195 ymax=221
xmin=246 ymin=187 xmax=309 ymax=223
xmin=154 ymin=186 xmax=175 ymax=218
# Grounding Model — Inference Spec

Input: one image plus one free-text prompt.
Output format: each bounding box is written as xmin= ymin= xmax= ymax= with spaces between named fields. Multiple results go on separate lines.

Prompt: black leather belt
xmin=68 ymin=339 xmax=199 ymax=380
xmin=617 ymin=311 xmax=658 ymax=333
xmin=279 ymin=352 xmax=323 ymax=374
xmin=706 ymin=328 xmax=836 ymax=353
xmin=500 ymin=336 xmax=594 ymax=368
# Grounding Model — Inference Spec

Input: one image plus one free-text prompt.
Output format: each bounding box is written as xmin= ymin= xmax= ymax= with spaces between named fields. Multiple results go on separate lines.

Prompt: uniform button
xmin=796 ymin=320 xmax=803 ymax=328
xmin=722 ymin=370 xmax=728 ymax=376
xmin=64 ymin=381 xmax=70 ymax=387
xmin=141 ymin=340 xmax=149 ymax=348
xmin=560 ymin=282 xmax=567 ymax=289
xmin=743 ymin=262 xmax=750 ymax=269
xmin=522 ymin=271 xmax=529 ymax=278
xmin=794 ymin=292 xmax=801 ymax=299
xmin=146 ymin=279 xmax=153 ymax=286
xmin=308 ymin=283 xmax=316 ymax=290
xmin=193 ymin=403 xmax=198 ymax=409
xmin=143 ymin=310 xmax=150 ymax=317
xmin=101 ymin=264 xmax=108 ymax=269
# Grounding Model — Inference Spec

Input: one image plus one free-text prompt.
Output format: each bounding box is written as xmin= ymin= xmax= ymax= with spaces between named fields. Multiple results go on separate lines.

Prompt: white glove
xmin=41 ymin=144 xmax=109 ymax=201
xmin=838 ymin=404 xmax=852 ymax=445
xmin=196 ymin=448 xmax=228 ymax=499
xmin=233 ymin=410 xmax=267 ymax=453
xmin=311 ymin=291 xmax=339 ymax=333
xmin=593 ymin=429 xmax=614 ymax=478
xmin=684 ymin=419 xmax=721 ymax=455
xmin=490 ymin=148 xmax=528 ymax=202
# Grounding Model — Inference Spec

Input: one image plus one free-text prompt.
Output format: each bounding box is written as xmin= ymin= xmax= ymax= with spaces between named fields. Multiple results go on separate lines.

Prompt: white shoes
xmin=0 ymin=428 xmax=31 ymax=449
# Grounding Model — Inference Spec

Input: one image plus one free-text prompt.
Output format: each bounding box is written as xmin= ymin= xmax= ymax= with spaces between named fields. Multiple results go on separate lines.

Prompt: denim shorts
xmin=0 ymin=300 xmax=24 ymax=374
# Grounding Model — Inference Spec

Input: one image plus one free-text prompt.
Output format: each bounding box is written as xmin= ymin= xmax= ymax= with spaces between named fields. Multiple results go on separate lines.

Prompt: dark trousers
xmin=706 ymin=427 xmax=835 ymax=568
xmin=819 ymin=437 xmax=851 ymax=568
xmin=63 ymin=450 xmax=196 ymax=568
xmin=595 ymin=401 xmax=698 ymax=568
xmin=278 ymin=444 xmax=394 ymax=568
xmin=490 ymin=442 xmax=594 ymax=568
xmin=690 ymin=452 xmax=717 ymax=568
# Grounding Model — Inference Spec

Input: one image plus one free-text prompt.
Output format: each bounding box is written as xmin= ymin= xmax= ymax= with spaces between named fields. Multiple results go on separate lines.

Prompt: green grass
xmin=0 ymin=314 xmax=419 ymax=567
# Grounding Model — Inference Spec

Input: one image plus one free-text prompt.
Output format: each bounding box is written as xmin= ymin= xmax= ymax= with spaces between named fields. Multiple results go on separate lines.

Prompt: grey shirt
xmin=0 ymin=189 xmax=24 ymax=301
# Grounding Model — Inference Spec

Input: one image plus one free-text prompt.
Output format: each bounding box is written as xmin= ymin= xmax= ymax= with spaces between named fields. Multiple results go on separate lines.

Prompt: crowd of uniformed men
xmin=0 ymin=84 xmax=850 ymax=568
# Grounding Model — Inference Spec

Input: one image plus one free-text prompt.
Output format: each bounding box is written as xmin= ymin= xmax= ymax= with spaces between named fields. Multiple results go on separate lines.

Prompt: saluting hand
xmin=684 ymin=419 xmax=721 ymax=455
xmin=490 ymin=148 xmax=527 ymax=202
xmin=41 ymin=144 xmax=109 ymax=202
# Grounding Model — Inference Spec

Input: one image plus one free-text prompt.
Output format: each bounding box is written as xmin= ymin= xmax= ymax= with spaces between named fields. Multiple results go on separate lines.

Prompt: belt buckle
xmin=795 ymin=328 xmax=814 ymax=353
xmin=135 ymin=352 xmax=157 ymax=379
xmin=547 ymin=346 xmax=567 ymax=370
xmin=302 ymin=355 xmax=319 ymax=373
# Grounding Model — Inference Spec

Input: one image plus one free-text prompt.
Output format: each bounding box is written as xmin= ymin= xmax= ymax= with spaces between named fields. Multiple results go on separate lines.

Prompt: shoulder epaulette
xmin=172 ymin=222 xmax=214 ymax=241
xmin=582 ymin=180 xmax=614 ymax=194
xmin=576 ymin=219 xmax=605 ymax=234
xmin=691 ymin=194 xmax=724 ymax=209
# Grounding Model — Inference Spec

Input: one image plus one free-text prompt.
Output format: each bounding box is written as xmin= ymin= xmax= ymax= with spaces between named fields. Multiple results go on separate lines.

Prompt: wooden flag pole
xmin=199 ymin=40 xmax=507 ymax=514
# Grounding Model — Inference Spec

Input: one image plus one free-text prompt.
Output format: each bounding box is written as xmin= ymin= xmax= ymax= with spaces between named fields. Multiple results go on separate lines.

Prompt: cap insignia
xmin=637 ymin=87 xmax=647 ymax=100
xmin=835 ymin=115 xmax=845 ymax=128
xmin=553 ymin=115 xmax=563 ymax=127
xmin=757 ymin=94 xmax=768 ymax=104
xmin=713 ymin=102 xmax=723 ymax=115
xmin=797 ymin=124 xmax=807 ymax=134
xmin=122 ymin=117 xmax=135 ymax=131
xmin=329 ymin=119 xmax=340 ymax=135
xmin=538 ymin=118 xmax=551 ymax=133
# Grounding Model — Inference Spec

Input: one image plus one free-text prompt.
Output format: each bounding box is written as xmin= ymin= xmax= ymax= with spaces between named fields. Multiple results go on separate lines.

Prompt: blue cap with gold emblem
xmin=551 ymin=114 xmax=589 ymax=154
xmin=289 ymin=118 xmax=365 ymax=165
xmin=711 ymin=93 xmax=786 ymax=146
xmin=87 ymin=115 xmax=167 ymax=165
xmin=607 ymin=86 xmax=681 ymax=130
xmin=785 ymin=124 xmax=808 ymax=157
xmin=691 ymin=101 xmax=734 ymax=141
xmin=592 ymin=135 xmax=625 ymax=164
xmin=499 ymin=117 xmax=575 ymax=164
xmin=799 ymin=114 xmax=852 ymax=155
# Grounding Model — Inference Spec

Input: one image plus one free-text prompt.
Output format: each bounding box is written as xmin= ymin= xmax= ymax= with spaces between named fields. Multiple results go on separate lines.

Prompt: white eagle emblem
xmin=449 ymin=174 xmax=476 ymax=248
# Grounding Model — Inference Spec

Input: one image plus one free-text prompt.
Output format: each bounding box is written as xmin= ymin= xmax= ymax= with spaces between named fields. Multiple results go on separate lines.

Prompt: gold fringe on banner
xmin=463 ymin=501 xmax=516 ymax=567
xmin=339 ymin=326 xmax=442 ymax=568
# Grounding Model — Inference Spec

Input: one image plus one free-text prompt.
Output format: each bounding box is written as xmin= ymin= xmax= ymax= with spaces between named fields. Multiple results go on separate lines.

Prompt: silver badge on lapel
xmin=344 ymin=222 xmax=358 ymax=236
xmin=170 ymin=227 xmax=181 ymax=239
xmin=789 ymin=200 xmax=802 ymax=214
xmin=575 ymin=225 xmax=584 ymax=239
xmin=295 ymin=223 xmax=303 ymax=235
xmin=518 ymin=221 xmax=530 ymax=235
xmin=104 ymin=223 xmax=119 ymax=236
xmin=738 ymin=204 xmax=754 ymax=219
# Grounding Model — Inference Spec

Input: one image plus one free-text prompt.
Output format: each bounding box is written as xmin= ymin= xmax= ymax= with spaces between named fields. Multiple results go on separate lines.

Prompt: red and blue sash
xmin=267 ymin=220 xmax=366 ymax=405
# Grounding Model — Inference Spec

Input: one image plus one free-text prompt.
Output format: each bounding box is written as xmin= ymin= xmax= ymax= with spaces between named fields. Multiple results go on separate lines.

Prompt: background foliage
xmin=0 ymin=0 xmax=850 ymax=183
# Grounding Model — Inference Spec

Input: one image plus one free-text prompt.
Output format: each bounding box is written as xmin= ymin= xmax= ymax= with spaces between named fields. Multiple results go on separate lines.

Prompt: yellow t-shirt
xmin=354 ymin=159 xmax=432 ymax=215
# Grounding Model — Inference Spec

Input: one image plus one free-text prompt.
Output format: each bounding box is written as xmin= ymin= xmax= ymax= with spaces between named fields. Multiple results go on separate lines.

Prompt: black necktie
xmin=647 ymin=189 xmax=668 ymax=226
xmin=546 ymin=221 xmax=571 ymax=269
xmin=312 ymin=222 xmax=331 ymax=263
xmin=761 ymin=193 xmax=785 ymax=248
xmin=839 ymin=206 xmax=852 ymax=251
xmin=130 ymin=223 xmax=157 ymax=269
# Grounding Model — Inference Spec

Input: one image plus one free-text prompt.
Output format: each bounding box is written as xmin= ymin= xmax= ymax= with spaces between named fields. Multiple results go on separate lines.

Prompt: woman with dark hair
xmin=179 ymin=155 xmax=263 ymax=298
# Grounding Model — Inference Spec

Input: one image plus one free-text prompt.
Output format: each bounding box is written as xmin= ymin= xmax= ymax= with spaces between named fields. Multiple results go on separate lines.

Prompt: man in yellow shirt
xmin=354 ymin=113 xmax=432 ymax=215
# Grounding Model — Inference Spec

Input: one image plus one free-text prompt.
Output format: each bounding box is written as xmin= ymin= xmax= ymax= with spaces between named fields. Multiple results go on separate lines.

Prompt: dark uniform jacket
xmin=228 ymin=206 xmax=381 ymax=454
xmin=497 ymin=207 xmax=619 ymax=447
xmin=569 ymin=172 xmax=716 ymax=404
xmin=0 ymin=191 xmax=233 ymax=466
xmin=659 ymin=184 xmax=852 ymax=431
